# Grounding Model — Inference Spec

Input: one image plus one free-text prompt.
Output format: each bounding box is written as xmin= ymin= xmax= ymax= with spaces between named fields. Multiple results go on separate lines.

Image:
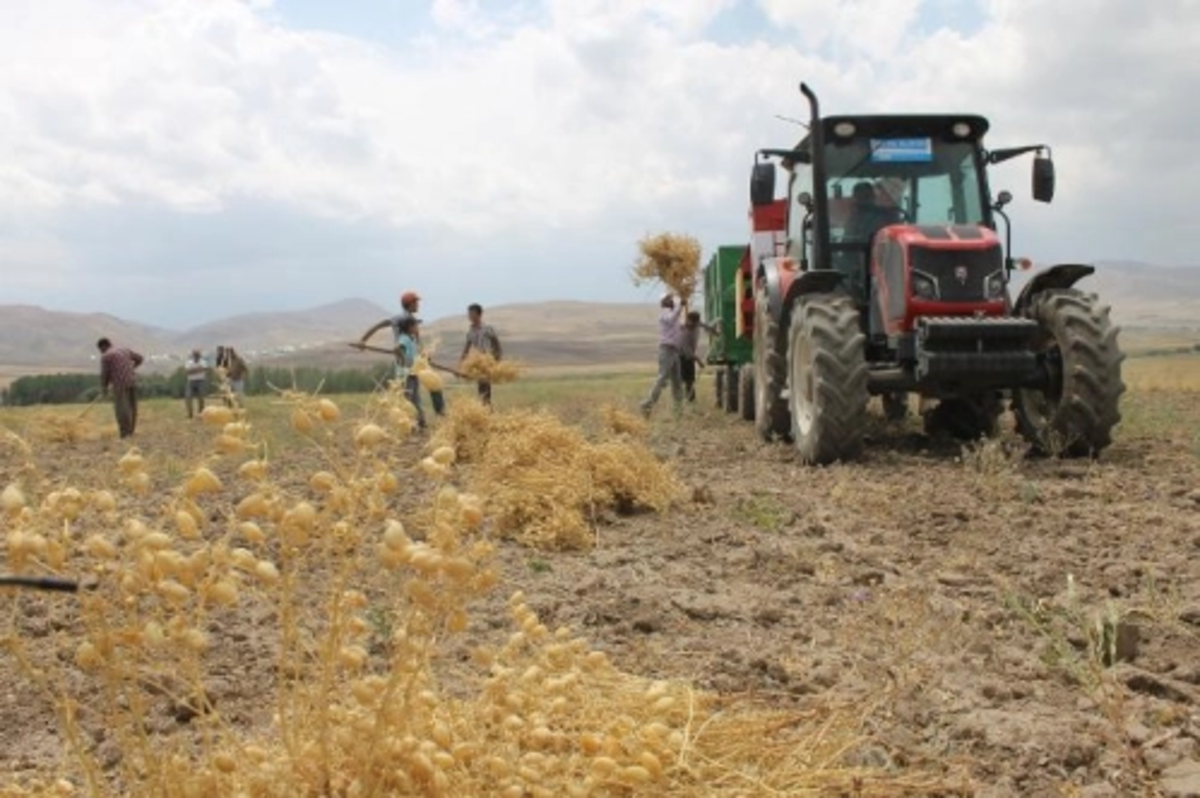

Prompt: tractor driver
xmin=844 ymin=180 xmax=901 ymax=243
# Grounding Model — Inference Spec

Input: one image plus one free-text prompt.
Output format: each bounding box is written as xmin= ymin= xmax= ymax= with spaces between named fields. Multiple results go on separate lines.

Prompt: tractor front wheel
xmin=753 ymin=284 xmax=791 ymax=440
xmin=1013 ymin=289 xmax=1124 ymax=457
xmin=787 ymin=294 xmax=869 ymax=465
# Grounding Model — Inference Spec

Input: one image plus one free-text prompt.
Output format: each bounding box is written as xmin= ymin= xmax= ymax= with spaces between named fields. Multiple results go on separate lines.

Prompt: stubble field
xmin=1 ymin=356 xmax=1199 ymax=797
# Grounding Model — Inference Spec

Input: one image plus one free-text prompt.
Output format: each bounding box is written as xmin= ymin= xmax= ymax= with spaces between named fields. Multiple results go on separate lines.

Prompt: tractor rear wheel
xmin=739 ymin=364 xmax=755 ymax=422
xmin=1013 ymin=289 xmax=1124 ymax=457
xmin=787 ymin=293 xmax=869 ymax=465
xmin=922 ymin=393 xmax=1002 ymax=441
xmin=753 ymin=284 xmax=792 ymax=440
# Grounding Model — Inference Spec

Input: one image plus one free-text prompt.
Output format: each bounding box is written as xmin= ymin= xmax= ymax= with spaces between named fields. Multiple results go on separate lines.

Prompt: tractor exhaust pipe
xmin=798 ymin=82 xmax=831 ymax=271
xmin=799 ymin=82 xmax=819 ymax=123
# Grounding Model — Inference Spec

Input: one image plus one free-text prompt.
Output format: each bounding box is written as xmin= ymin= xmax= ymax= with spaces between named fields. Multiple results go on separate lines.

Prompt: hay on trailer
xmin=460 ymin=350 xmax=523 ymax=384
xmin=632 ymin=232 xmax=702 ymax=302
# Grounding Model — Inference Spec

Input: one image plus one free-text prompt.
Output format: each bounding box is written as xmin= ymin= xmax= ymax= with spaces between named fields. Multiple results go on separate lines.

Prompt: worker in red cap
xmin=355 ymin=290 xmax=446 ymax=428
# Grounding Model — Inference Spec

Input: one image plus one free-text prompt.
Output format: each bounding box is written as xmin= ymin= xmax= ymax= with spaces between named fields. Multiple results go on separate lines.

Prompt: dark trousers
xmin=185 ymin=379 xmax=206 ymax=418
xmin=405 ymin=378 xmax=447 ymax=428
xmin=680 ymin=356 xmax=698 ymax=402
xmin=477 ymin=381 xmax=492 ymax=406
xmin=113 ymin=386 xmax=138 ymax=438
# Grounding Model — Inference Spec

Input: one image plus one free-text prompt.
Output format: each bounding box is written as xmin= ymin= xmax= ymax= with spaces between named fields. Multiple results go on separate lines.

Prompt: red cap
xmin=400 ymin=291 xmax=420 ymax=306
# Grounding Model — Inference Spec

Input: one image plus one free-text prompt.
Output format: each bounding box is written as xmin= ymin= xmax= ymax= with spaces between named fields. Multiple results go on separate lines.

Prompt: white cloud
xmin=0 ymin=0 xmax=1196 ymax=328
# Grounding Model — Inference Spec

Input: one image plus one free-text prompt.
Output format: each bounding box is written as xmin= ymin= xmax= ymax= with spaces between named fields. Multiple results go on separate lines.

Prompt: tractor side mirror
xmin=750 ymin=162 xmax=776 ymax=207
xmin=796 ymin=191 xmax=813 ymax=211
xmin=1032 ymin=155 xmax=1055 ymax=203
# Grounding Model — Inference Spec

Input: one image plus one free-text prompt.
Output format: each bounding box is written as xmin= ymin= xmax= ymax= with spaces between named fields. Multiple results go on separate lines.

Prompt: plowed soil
xmin=3 ymin=385 xmax=1200 ymax=797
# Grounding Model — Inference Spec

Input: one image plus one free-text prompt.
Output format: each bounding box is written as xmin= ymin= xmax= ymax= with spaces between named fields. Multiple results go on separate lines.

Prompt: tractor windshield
xmin=824 ymin=138 xmax=987 ymax=242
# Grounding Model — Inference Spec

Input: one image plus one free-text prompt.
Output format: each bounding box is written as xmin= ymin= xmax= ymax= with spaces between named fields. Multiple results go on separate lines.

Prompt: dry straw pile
xmin=460 ymin=351 xmax=523 ymax=384
xmin=430 ymin=399 xmax=681 ymax=550
xmin=632 ymin=232 xmax=703 ymax=302
xmin=0 ymin=378 xmax=963 ymax=796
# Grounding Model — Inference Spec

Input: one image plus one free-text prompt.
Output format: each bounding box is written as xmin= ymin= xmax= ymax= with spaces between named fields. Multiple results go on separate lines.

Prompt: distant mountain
xmin=0 ymin=305 xmax=174 ymax=368
xmin=1010 ymin=260 xmax=1200 ymax=328
xmin=175 ymin=298 xmax=390 ymax=351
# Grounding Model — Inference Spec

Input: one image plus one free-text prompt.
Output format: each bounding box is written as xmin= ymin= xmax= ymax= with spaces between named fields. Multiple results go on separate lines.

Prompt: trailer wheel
xmin=1013 ymin=288 xmax=1124 ymax=457
xmin=714 ymin=369 xmax=725 ymax=409
xmin=739 ymin=364 xmax=755 ymax=422
xmin=787 ymin=294 xmax=869 ymax=465
xmin=754 ymin=284 xmax=792 ymax=440
xmin=722 ymin=365 xmax=739 ymax=414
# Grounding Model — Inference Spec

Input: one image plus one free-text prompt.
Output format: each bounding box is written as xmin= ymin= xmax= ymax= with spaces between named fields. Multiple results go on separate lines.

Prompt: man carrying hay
xmin=459 ymin=303 xmax=503 ymax=407
xmin=97 ymin=338 xmax=143 ymax=439
xmin=679 ymin=310 xmax=719 ymax=403
xmin=639 ymin=293 xmax=686 ymax=420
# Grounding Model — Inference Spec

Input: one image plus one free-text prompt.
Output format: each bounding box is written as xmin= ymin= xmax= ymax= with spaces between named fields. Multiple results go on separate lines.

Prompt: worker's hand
xmin=349 ymin=341 xmax=366 ymax=350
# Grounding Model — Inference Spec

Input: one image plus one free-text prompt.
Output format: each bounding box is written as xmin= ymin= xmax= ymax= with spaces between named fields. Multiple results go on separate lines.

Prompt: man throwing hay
xmin=639 ymin=293 xmax=686 ymax=420
xmin=358 ymin=290 xmax=447 ymax=420
xmin=97 ymin=338 xmax=144 ymax=439
xmin=459 ymin=303 xmax=503 ymax=406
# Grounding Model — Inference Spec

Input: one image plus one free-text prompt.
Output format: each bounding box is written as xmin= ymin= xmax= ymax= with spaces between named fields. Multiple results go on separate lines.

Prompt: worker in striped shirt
xmin=97 ymin=337 xmax=144 ymax=438
xmin=459 ymin=303 xmax=503 ymax=407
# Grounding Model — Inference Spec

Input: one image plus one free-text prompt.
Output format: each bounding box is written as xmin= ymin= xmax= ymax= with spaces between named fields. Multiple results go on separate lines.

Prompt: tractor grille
xmin=910 ymin=244 xmax=1003 ymax=303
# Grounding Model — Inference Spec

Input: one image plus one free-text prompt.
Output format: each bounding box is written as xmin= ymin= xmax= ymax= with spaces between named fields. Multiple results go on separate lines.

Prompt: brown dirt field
xmin=2 ymin=381 xmax=1200 ymax=796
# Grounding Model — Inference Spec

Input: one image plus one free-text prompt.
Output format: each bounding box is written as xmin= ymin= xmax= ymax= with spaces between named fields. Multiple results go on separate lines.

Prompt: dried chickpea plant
xmin=632 ymin=232 xmax=702 ymax=303
xmin=1 ymin=380 xmax=953 ymax=796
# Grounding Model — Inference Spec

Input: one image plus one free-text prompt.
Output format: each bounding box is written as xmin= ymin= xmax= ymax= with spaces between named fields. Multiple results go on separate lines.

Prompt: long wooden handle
xmin=347 ymin=343 xmax=469 ymax=379
xmin=0 ymin=575 xmax=79 ymax=592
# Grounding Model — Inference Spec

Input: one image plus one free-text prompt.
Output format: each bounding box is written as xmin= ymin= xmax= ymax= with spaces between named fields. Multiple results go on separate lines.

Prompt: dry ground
xmin=2 ymin=359 xmax=1199 ymax=796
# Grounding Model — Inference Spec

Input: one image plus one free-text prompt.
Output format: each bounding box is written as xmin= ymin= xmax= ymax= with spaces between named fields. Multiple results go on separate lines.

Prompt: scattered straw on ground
xmin=632 ymin=232 xmax=702 ymax=301
xmin=460 ymin=351 xmax=523 ymax=384
xmin=599 ymin=403 xmax=649 ymax=438
xmin=430 ymin=399 xmax=682 ymax=549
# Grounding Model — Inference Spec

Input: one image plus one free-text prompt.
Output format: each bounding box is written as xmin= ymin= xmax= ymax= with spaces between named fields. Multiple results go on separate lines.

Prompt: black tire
xmin=714 ymin=369 xmax=725 ymax=409
xmin=882 ymin=392 xmax=909 ymax=422
xmin=739 ymin=364 xmax=755 ymax=422
xmin=787 ymin=293 xmax=869 ymax=465
xmin=922 ymin=393 xmax=1002 ymax=441
xmin=753 ymin=283 xmax=792 ymax=441
xmin=1013 ymin=289 xmax=1124 ymax=457
xmin=722 ymin=365 xmax=739 ymax=414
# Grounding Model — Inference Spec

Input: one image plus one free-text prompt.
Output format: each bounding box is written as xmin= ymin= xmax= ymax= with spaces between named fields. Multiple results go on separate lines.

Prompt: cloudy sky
xmin=1 ymin=0 xmax=1195 ymax=329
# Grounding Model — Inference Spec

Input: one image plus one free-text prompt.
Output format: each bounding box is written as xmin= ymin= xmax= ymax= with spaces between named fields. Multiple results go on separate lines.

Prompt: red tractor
xmin=748 ymin=83 xmax=1125 ymax=464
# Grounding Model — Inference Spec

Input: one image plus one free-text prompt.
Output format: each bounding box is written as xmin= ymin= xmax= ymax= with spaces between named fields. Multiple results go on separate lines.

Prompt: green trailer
xmin=702 ymin=245 xmax=756 ymax=420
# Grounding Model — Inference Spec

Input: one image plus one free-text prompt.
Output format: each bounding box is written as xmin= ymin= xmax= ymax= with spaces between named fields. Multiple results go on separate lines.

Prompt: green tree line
xmin=1 ymin=364 xmax=395 ymax=407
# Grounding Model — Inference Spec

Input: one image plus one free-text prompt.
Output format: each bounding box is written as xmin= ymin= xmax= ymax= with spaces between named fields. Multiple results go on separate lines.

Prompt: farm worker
xmin=184 ymin=348 xmax=209 ymax=419
xmin=358 ymin=290 xmax=446 ymax=418
xmin=392 ymin=315 xmax=430 ymax=429
xmin=639 ymin=293 xmax=685 ymax=420
xmin=215 ymin=346 xmax=249 ymax=407
xmin=459 ymin=302 xmax=503 ymax=407
xmin=97 ymin=337 xmax=144 ymax=439
xmin=679 ymin=311 xmax=719 ymax=404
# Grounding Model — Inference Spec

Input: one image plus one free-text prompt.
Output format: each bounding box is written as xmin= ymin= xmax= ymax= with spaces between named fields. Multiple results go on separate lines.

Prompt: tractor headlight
xmin=985 ymin=271 xmax=1005 ymax=299
xmin=912 ymin=273 xmax=938 ymax=300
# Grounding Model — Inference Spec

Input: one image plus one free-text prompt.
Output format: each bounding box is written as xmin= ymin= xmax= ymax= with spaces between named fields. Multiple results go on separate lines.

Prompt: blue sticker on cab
xmin=869 ymin=138 xmax=933 ymax=163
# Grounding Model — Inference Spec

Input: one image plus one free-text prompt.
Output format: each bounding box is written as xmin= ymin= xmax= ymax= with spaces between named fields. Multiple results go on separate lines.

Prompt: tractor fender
xmin=757 ymin=258 xmax=787 ymax=321
xmin=780 ymin=270 xmax=846 ymax=334
xmin=1014 ymin=263 xmax=1095 ymax=315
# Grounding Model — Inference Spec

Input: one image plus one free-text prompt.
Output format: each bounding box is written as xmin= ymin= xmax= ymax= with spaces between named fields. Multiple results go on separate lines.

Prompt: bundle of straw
xmin=459 ymin=351 xmax=522 ymax=384
xmin=632 ymin=232 xmax=702 ymax=302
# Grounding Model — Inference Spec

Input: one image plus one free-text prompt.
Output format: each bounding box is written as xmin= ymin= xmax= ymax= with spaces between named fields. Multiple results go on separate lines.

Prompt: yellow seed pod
xmin=237 ymin=521 xmax=266 ymax=544
xmin=431 ymin=721 xmax=452 ymax=749
xmin=285 ymin=501 xmax=317 ymax=529
xmin=200 ymin=406 xmax=235 ymax=425
xmin=382 ymin=520 xmax=409 ymax=550
xmin=83 ymin=534 xmax=118 ymax=560
xmin=309 ymin=471 xmax=337 ymax=493
xmin=408 ymin=547 xmax=442 ymax=575
xmin=127 ymin=471 xmax=152 ymax=495
xmin=485 ymin=756 xmax=510 ymax=779
xmin=377 ymin=471 xmax=399 ymax=494
xmin=417 ymin=370 xmax=444 ymax=392
xmin=156 ymin=579 xmax=191 ymax=604
xmin=378 ymin=544 xmax=407 ymax=570
xmin=316 ymin=398 xmax=340 ymax=422
xmin=639 ymin=752 xmax=663 ymax=778
xmin=354 ymin=423 xmax=388 ymax=448
xmin=447 ymin=609 xmax=469 ymax=633
xmin=236 ymin=492 xmax=270 ymax=519
xmin=621 ymin=766 xmax=652 ymax=784
xmin=579 ymin=734 xmax=604 ymax=755
xmin=405 ymin=578 xmax=438 ymax=610
xmin=590 ymin=757 xmax=618 ymax=777
xmin=90 ymin=490 xmax=117 ymax=513
xmin=181 ymin=627 xmax=209 ymax=652
xmin=440 ymin=557 xmax=474 ymax=581
xmin=117 ymin=449 xmax=144 ymax=475
xmin=337 ymin=645 xmax=368 ymax=670
xmin=431 ymin=446 xmax=456 ymax=466
xmin=212 ymin=752 xmax=236 ymax=774
xmin=142 ymin=621 xmax=166 ymax=648
xmin=290 ymin=409 xmax=314 ymax=434
xmin=231 ymin=547 xmax=258 ymax=571
xmin=419 ymin=458 xmax=447 ymax=479
xmin=175 ymin=510 xmax=200 ymax=540
xmin=187 ymin=467 xmax=223 ymax=496
xmin=651 ymin=696 xmax=675 ymax=713
xmin=237 ymin=460 xmax=267 ymax=482
xmin=215 ymin=434 xmax=246 ymax=455
xmin=460 ymin=500 xmax=484 ymax=530
xmin=408 ymin=752 xmax=435 ymax=781
xmin=254 ymin=560 xmax=280 ymax=583
xmin=205 ymin=580 xmax=239 ymax=607
xmin=139 ymin=531 xmax=173 ymax=551
xmin=74 ymin=641 xmax=101 ymax=670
